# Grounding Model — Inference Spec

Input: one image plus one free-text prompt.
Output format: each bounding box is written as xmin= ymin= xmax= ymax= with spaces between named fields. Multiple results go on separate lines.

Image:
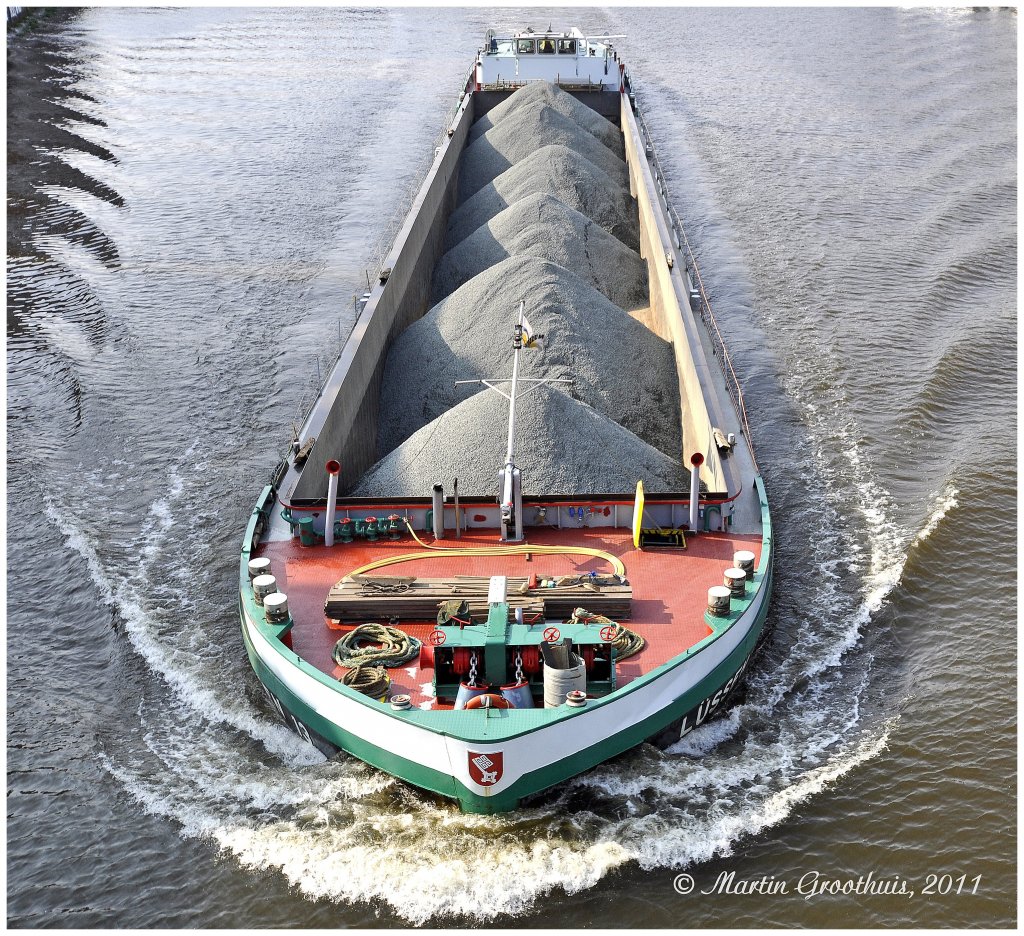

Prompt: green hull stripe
xmin=240 ymin=608 xmax=460 ymax=798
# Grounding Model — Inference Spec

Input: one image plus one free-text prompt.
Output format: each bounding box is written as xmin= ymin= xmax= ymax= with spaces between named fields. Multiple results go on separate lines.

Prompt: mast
xmin=499 ymin=301 xmax=526 ymax=539
xmin=505 ymin=300 xmax=525 ymax=470
xmin=453 ymin=300 xmax=568 ymax=543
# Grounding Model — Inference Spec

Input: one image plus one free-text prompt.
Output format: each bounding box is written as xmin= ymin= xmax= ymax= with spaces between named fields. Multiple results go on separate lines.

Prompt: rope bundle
xmin=333 ymin=623 xmax=421 ymax=699
xmin=332 ymin=622 xmax=421 ymax=669
xmin=609 ymin=624 xmax=645 ymax=661
xmin=566 ymin=608 xmax=646 ymax=661
xmin=341 ymin=665 xmax=390 ymax=699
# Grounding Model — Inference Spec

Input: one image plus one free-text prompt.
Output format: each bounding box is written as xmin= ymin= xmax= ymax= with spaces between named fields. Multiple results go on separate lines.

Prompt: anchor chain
xmin=467 ymin=651 xmax=479 ymax=687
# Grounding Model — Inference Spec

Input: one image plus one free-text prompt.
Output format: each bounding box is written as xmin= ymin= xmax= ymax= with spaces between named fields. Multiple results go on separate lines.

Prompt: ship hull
xmin=239 ymin=489 xmax=773 ymax=814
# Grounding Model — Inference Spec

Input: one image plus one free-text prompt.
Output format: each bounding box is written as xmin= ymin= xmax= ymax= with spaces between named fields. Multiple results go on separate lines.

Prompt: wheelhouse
xmin=477 ymin=27 xmax=624 ymax=90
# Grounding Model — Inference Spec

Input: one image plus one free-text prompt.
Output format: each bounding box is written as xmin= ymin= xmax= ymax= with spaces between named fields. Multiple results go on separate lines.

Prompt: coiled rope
xmin=343 ymin=520 xmax=627 ymax=579
xmin=340 ymin=665 xmax=390 ymax=699
xmin=333 ymin=623 xmax=421 ymax=699
xmin=332 ymin=622 xmax=421 ymax=669
xmin=567 ymin=607 xmax=646 ymax=661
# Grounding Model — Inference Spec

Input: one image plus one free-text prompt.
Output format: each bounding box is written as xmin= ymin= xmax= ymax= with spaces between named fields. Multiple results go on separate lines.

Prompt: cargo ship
xmin=238 ymin=27 xmax=773 ymax=814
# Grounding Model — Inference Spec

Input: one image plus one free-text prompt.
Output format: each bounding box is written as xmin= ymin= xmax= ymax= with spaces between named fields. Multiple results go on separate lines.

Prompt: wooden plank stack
xmin=324 ymin=574 xmax=632 ymax=623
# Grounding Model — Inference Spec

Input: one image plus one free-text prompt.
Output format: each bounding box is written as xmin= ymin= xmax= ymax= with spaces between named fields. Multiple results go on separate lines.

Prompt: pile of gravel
xmin=347 ymin=83 xmax=688 ymax=502
xmin=379 ymin=256 xmax=680 ymax=458
xmin=458 ymin=100 xmax=628 ymax=201
xmin=431 ymin=192 xmax=647 ymax=309
xmin=353 ymin=384 xmax=690 ymax=498
xmin=444 ymin=143 xmax=639 ymax=252
xmin=467 ymin=80 xmax=621 ymax=153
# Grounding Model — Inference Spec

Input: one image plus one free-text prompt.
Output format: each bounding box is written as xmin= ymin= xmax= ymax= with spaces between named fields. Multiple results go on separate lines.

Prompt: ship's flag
xmin=522 ymin=316 xmax=544 ymax=350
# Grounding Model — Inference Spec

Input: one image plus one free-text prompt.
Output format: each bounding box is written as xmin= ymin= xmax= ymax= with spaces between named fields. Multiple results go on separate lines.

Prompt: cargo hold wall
xmin=289 ymin=94 xmax=476 ymax=501
xmin=474 ymin=87 xmax=621 ymax=123
xmin=619 ymin=94 xmax=730 ymax=496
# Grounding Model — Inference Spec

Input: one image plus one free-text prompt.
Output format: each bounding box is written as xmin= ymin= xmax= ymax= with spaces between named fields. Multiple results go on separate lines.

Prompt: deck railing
xmin=632 ymin=97 xmax=760 ymax=472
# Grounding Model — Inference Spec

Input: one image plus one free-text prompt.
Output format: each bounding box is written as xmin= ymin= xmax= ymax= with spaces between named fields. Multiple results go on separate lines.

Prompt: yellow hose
xmin=344 ymin=520 xmax=626 ymax=578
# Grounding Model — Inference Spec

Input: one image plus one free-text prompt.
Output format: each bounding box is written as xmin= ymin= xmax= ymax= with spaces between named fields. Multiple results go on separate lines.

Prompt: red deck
xmin=255 ymin=527 xmax=761 ymax=708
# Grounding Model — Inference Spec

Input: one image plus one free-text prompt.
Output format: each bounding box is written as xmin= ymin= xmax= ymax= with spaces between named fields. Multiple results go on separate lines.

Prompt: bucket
xmin=543 ymin=657 xmax=586 ymax=708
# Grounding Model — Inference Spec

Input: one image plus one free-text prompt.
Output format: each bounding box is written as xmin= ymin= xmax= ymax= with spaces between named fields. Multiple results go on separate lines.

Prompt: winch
xmin=428 ymin=575 xmax=618 ymax=707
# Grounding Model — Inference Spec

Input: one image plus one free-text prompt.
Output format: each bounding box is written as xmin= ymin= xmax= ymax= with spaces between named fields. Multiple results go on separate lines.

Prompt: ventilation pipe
xmin=325 ymin=460 xmax=341 ymax=547
xmin=432 ymin=483 xmax=445 ymax=540
xmin=689 ymin=451 xmax=704 ymax=532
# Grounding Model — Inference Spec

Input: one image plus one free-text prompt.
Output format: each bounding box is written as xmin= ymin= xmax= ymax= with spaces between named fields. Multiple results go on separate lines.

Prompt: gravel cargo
xmin=379 ymin=255 xmax=680 ymax=458
xmin=467 ymin=80 xmax=622 ymax=152
xmin=349 ymin=80 xmax=689 ymax=502
xmin=353 ymin=384 xmax=690 ymax=498
xmin=431 ymin=192 xmax=647 ymax=309
xmin=444 ymin=143 xmax=639 ymax=251
xmin=458 ymin=100 xmax=628 ymax=201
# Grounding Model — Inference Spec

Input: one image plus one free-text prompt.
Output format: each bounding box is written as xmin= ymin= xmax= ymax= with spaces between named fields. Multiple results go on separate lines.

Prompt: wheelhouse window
xmin=557 ymin=38 xmax=577 ymax=54
xmin=516 ymin=38 xmax=535 ymax=53
xmin=538 ymin=37 xmax=555 ymax=54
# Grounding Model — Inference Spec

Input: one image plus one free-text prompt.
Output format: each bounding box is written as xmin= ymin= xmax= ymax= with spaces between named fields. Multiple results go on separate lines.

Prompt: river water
xmin=7 ymin=7 xmax=1016 ymax=927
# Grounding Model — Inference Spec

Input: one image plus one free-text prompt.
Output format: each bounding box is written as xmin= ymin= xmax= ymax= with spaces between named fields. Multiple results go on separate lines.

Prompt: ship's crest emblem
xmin=468 ymin=751 xmax=503 ymax=786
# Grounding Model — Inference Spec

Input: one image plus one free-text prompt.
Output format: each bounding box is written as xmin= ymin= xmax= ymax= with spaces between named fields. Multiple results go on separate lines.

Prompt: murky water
xmin=7 ymin=7 xmax=1016 ymax=927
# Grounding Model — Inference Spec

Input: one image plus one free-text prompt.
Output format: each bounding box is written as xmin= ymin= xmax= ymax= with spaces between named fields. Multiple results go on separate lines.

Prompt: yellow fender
xmin=632 ymin=480 xmax=645 ymax=550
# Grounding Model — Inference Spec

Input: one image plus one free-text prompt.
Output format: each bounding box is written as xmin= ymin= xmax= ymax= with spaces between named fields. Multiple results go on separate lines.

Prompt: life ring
xmin=464 ymin=693 xmax=512 ymax=710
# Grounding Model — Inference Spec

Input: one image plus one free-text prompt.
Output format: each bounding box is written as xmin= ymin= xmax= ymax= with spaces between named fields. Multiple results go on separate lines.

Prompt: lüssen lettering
xmin=679 ymin=657 xmax=751 ymax=737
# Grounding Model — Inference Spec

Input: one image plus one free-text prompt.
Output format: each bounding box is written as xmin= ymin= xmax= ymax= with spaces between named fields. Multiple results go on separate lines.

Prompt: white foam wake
xmin=45 ymin=489 xmax=321 ymax=767
xmin=101 ymin=711 xmax=894 ymax=924
xmin=777 ymin=351 xmax=961 ymax=678
xmin=914 ymin=482 xmax=959 ymax=544
xmin=53 ymin=382 xmax=909 ymax=923
xmin=844 ymin=477 xmax=960 ymax=645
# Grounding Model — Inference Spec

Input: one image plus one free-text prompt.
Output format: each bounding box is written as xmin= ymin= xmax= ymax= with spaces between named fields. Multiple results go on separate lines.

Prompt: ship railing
xmin=632 ymin=100 xmax=760 ymax=473
xmin=480 ymin=76 xmax=608 ymax=92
